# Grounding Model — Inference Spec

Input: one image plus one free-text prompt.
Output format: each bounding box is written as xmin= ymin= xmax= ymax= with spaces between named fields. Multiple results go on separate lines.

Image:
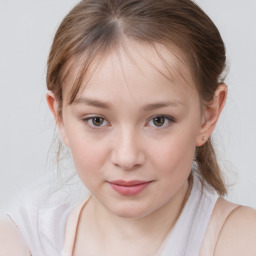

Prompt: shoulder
xmin=214 ymin=198 xmax=256 ymax=256
xmin=5 ymin=185 xmax=81 ymax=255
xmin=0 ymin=214 xmax=29 ymax=255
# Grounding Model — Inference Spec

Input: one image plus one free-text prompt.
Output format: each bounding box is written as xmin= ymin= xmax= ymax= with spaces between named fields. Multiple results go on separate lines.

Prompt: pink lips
xmin=108 ymin=180 xmax=152 ymax=196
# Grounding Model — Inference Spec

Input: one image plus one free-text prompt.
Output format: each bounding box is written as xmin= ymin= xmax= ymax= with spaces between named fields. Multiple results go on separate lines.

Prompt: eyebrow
xmin=142 ymin=101 xmax=183 ymax=111
xmin=74 ymin=97 xmax=111 ymax=109
xmin=73 ymin=97 xmax=183 ymax=111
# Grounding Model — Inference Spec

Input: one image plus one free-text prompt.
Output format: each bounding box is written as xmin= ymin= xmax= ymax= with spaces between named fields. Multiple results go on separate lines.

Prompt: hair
xmin=47 ymin=0 xmax=227 ymax=195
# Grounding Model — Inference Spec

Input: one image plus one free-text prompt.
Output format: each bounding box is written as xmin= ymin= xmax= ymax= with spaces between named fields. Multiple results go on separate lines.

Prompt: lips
xmin=108 ymin=180 xmax=152 ymax=196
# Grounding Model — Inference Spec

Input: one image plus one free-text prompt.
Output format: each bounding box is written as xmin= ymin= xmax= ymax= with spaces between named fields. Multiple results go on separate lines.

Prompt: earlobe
xmin=196 ymin=84 xmax=228 ymax=146
xmin=46 ymin=91 xmax=70 ymax=147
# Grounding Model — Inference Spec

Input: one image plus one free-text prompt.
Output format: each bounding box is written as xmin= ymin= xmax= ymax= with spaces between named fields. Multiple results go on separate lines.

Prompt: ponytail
xmin=196 ymin=138 xmax=227 ymax=196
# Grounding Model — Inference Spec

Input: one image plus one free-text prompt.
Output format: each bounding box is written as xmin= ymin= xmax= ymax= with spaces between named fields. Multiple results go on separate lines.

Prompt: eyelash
xmin=82 ymin=116 xmax=110 ymax=130
xmin=82 ymin=115 xmax=175 ymax=131
xmin=146 ymin=115 xmax=175 ymax=129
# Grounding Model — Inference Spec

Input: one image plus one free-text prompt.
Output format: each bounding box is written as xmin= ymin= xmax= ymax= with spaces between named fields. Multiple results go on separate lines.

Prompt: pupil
xmin=153 ymin=117 xmax=165 ymax=126
xmin=93 ymin=117 xmax=104 ymax=126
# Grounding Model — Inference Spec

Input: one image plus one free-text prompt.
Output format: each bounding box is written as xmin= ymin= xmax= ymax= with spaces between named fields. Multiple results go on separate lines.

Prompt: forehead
xmin=64 ymin=40 xmax=199 ymax=105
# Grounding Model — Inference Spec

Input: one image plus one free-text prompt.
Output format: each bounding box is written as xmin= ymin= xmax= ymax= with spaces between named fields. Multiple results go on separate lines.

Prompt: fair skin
xmin=199 ymin=198 xmax=256 ymax=256
xmin=213 ymin=204 xmax=256 ymax=256
xmin=0 ymin=42 xmax=255 ymax=256
xmin=46 ymin=40 xmax=256 ymax=255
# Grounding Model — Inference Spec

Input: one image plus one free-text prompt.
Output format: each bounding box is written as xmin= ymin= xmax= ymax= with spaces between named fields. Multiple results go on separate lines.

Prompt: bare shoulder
xmin=0 ymin=214 xmax=29 ymax=255
xmin=214 ymin=199 xmax=256 ymax=256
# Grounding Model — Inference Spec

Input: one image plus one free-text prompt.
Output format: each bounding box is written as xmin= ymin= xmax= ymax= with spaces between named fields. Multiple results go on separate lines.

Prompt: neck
xmin=84 ymin=178 xmax=192 ymax=253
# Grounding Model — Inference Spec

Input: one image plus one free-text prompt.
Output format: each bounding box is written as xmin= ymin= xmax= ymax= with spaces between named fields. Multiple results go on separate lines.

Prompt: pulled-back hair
xmin=47 ymin=0 xmax=227 ymax=195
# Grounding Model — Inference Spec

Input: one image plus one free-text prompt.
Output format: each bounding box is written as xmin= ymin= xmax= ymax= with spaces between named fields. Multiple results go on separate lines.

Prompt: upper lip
xmin=108 ymin=180 xmax=153 ymax=186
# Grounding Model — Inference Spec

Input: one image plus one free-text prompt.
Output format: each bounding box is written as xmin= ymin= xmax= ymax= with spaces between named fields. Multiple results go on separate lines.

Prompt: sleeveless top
xmin=4 ymin=171 xmax=222 ymax=256
xmin=61 ymin=171 xmax=218 ymax=256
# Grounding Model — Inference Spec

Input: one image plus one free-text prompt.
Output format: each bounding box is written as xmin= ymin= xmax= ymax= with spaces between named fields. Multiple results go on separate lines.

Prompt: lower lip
xmin=109 ymin=182 xmax=151 ymax=196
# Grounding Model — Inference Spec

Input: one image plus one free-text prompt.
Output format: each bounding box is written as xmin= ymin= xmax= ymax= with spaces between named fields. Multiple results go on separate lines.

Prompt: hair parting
xmin=47 ymin=0 xmax=228 ymax=195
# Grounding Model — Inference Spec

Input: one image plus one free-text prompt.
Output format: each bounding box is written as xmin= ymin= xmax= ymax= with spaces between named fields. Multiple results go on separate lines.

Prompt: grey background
xmin=0 ymin=0 xmax=255 ymax=212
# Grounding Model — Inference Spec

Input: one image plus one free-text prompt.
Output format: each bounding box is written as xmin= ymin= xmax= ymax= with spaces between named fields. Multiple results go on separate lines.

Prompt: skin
xmin=0 ymin=41 xmax=255 ymax=256
xmin=213 ymin=203 xmax=256 ymax=256
xmin=0 ymin=215 xmax=30 ymax=256
xmin=47 ymin=40 xmax=228 ymax=255
xmin=199 ymin=197 xmax=256 ymax=256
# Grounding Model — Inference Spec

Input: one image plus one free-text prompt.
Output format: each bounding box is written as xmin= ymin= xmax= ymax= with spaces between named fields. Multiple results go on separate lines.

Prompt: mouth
xmin=107 ymin=180 xmax=153 ymax=196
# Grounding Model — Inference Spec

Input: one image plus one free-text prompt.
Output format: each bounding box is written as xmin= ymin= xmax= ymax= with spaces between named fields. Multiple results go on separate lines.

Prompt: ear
xmin=46 ymin=91 xmax=70 ymax=147
xmin=196 ymin=84 xmax=228 ymax=146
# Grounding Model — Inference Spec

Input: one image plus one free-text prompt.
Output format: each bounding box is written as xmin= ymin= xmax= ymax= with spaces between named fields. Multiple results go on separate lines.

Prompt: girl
xmin=1 ymin=0 xmax=256 ymax=255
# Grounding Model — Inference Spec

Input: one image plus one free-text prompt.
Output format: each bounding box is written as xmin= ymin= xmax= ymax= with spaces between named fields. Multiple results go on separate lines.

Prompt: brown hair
xmin=47 ymin=0 xmax=227 ymax=195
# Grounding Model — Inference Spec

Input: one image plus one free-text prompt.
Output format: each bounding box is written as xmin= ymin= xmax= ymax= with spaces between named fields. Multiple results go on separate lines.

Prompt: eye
xmin=83 ymin=116 xmax=109 ymax=128
xmin=147 ymin=115 xmax=174 ymax=128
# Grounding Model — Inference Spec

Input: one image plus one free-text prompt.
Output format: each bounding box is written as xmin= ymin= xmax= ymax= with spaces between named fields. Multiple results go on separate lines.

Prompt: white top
xmin=4 ymin=171 xmax=218 ymax=256
xmin=4 ymin=175 xmax=88 ymax=256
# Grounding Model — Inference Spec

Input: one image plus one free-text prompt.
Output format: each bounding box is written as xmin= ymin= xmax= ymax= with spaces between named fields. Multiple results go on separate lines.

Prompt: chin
xmin=107 ymin=202 xmax=152 ymax=219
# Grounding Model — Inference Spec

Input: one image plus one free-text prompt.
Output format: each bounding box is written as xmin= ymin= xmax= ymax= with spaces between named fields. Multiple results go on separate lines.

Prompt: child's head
xmin=46 ymin=0 xmax=227 ymax=199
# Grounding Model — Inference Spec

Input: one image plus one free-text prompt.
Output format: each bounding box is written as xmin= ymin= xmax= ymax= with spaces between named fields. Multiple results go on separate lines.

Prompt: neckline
xmin=63 ymin=186 xmax=192 ymax=256
xmin=71 ymin=179 xmax=192 ymax=255
xmin=63 ymin=172 xmax=215 ymax=256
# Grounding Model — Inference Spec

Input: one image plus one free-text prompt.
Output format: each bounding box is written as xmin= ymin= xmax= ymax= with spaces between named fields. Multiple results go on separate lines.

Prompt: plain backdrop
xmin=0 ymin=0 xmax=256 ymax=212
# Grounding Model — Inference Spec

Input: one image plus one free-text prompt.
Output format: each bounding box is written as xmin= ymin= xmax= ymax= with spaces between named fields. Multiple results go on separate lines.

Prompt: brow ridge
xmin=74 ymin=97 xmax=183 ymax=111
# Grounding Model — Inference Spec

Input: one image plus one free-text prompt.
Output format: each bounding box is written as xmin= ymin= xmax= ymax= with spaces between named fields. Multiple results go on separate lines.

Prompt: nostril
xmin=110 ymin=149 xmax=146 ymax=170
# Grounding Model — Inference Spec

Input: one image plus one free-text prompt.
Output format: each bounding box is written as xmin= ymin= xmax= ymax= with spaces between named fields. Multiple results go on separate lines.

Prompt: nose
xmin=110 ymin=127 xmax=146 ymax=170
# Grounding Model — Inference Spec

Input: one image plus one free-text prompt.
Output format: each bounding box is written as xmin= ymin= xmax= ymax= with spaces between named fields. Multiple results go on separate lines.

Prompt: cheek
xmin=66 ymin=130 xmax=109 ymax=183
xmin=145 ymin=134 xmax=196 ymax=205
xmin=150 ymin=133 xmax=196 ymax=178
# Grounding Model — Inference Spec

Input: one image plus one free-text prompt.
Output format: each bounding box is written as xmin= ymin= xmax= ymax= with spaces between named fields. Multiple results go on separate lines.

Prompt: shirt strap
xmin=61 ymin=195 xmax=91 ymax=256
xmin=199 ymin=197 xmax=240 ymax=256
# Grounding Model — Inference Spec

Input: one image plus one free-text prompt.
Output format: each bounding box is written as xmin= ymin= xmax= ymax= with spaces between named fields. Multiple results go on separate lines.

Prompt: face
xmin=53 ymin=41 xmax=207 ymax=219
